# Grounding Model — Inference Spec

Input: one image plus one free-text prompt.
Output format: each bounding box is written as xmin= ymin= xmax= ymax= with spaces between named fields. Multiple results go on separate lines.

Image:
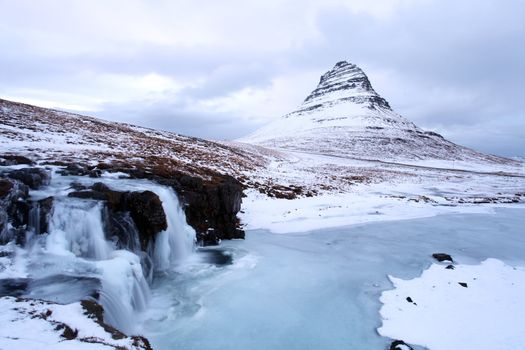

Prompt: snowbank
xmin=239 ymin=188 xmax=500 ymax=234
xmin=378 ymin=258 xmax=525 ymax=350
xmin=0 ymin=297 xmax=151 ymax=350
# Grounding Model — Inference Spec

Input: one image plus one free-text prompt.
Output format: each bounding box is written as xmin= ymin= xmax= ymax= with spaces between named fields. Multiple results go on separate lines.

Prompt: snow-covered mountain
xmin=241 ymin=61 xmax=508 ymax=163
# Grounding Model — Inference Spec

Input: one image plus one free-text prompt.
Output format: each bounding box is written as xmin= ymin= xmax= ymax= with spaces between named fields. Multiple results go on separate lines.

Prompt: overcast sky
xmin=1 ymin=0 xmax=524 ymax=157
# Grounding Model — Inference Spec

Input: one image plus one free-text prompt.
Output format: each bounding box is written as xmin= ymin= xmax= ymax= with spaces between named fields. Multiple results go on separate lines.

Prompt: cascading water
xmin=0 ymin=167 xmax=196 ymax=334
xmin=150 ymin=185 xmax=196 ymax=270
xmin=46 ymin=200 xmax=113 ymax=260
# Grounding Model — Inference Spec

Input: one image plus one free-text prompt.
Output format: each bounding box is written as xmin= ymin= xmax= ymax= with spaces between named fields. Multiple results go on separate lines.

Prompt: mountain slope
xmin=240 ymin=61 xmax=509 ymax=164
xmin=0 ymin=98 xmax=266 ymax=179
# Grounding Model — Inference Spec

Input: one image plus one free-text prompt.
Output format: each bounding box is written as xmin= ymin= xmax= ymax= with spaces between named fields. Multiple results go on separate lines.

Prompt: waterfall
xmin=2 ymin=169 xmax=197 ymax=334
xmin=46 ymin=200 xmax=113 ymax=260
xmin=148 ymin=185 xmax=196 ymax=270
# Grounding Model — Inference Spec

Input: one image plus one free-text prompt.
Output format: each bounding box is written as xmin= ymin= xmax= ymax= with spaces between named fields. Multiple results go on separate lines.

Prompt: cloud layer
xmin=1 ymin=0 xmax=523 ymax=157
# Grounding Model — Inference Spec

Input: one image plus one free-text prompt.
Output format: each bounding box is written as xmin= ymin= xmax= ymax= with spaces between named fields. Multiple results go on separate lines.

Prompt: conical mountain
xmin=240 ymin=61 xmax=507 ymax=163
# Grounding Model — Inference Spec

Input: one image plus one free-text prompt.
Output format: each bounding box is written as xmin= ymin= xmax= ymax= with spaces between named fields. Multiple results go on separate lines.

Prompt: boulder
xmin=6 ymin=168 xmax=50 ymax=189
xmin=390 ymin=340 xmax=414 ymax=350
xmin=432 ymin=253 xmax=453 ymax=262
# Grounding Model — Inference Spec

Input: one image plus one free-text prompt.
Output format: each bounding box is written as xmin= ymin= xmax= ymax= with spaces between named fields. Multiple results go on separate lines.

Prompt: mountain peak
xmin=302 ymin=60 xmax=390 ymax=110
xmin=239 ymin=60 xmax=508 ymax=164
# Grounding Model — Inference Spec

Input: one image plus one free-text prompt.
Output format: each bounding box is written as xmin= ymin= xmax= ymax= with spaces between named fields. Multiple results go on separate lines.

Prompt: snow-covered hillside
xmin=240 ymin=61 xmax=510 ymax=164
xmin=0 ymin=98 xmax=266 ymax=180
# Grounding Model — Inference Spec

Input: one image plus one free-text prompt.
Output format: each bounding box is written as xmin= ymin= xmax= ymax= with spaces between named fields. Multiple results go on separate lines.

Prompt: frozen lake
xmin=139 ymin=207 xmax=525 ymax=350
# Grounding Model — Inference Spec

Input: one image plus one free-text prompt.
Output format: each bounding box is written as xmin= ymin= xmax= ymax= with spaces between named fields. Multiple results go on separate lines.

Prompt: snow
xmin=240 ymin=188 xmax=501 ymax=233
xmin=0 ymin=297 xmax=149 ymax=350
xmin=378 ymin=259 xmax=525 ymax=350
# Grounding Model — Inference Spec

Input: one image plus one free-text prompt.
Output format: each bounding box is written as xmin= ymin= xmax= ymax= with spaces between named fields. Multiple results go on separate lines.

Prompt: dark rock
xmin=29 ymin=196 xmax=53 ymax=234
xmin=6 ymin=168 xmax=50 ymax=189
xmin=0 ymin=278 xmax=30 ymax=297
xmin=70 ymin=182 xmax=87 ymax=191
xmin=446 ymin=264 xmax=455 ymax=270
xmin=0 ymin=154 xmax=34 ymax=166
xmin=390 ymin=340 xmax=414 ymax=350
xmin=432 ymin=253 xmax=453 ymax=263
xmin=64 ymin=163 xmax=88 ymax=176
xmin=174 ymin=174 xmax=244 ymax=245
xmin=50 ymin=160 xmax=243 ymax=246
xmin=56 ymin=323 xmax=78 ymax=340
xmin=91 ymin=182 xmax=110 ymax=192
xmin=88 ymin=169 xmax=102 ymax=178
xmin=0 ymin=179 xmax=29 ymax=244
xmin=196 ymin=248 xmax=233 ymax=266
xmin=458 ymin=282 xmax=468 ymax=288
xmin=0 ymin=179 xmax=14 ymax=199
xmin=103 ymin=210 xmax=140 ymax=251
xmin=69 ymin=183 xmax=167 ymax=250
xmin=125 ymin=190 xmax=167 ymax=250
xmin=126 ymin=170 xmax=244 ymax=246
xmin=57 ymin=163 xmax=101 ymax=178
xmin=131 ymin=336 xmax=153 ymax=350
xmin=81 ymin=300 xmax=126 ymax=340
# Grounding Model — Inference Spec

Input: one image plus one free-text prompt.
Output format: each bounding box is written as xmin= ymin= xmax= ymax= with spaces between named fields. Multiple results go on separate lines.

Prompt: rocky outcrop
xmin=432 ymin=253 xmax=453 ymax=262
xmin=177 ymin=175 xmax=243 ymax=245
xmin=57 ymin=163 xmax=102 ymax=178
xmin=148 ymin=173 xmax=244 ymax=246
xmin=2 ymin=161 xmax=244 ymax=247
xmin=5 ymin=167 xmax=50 ymax=189
xmin=125 ymin=191 xmax=168 ymax=249
xmin=0 ymin=154 xmax=34 ymax=166
xmin=0 ymin=178 xmax=29 ymax=244
xmin=69 ymin=183 xmax=167 ymax=250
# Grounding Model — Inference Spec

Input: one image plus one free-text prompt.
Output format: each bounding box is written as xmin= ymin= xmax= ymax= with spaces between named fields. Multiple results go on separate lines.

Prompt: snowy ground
xmin=239 ymin=149 xmax=525 ymax=234
xmin=379 ymin=259 xmax=525 ymax=350
xmin=0 ymin=297 xmax=151 ymax=350
xmin=240 ymin=188 xmax=505 ymax=233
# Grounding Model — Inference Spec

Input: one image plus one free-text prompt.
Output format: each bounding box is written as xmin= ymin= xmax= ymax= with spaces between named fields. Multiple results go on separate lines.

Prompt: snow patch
xmin=378 ymin=258 xmax=525 ymax=350
xmin=0 ymin=297 xmax=150 ymax=350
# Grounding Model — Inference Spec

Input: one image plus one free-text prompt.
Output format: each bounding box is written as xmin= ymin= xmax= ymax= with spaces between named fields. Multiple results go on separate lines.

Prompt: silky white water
xmin=2 ymin=168 xmax=196 ymax=333
xmin=139 ymin=208 xmax=525 ymax=350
